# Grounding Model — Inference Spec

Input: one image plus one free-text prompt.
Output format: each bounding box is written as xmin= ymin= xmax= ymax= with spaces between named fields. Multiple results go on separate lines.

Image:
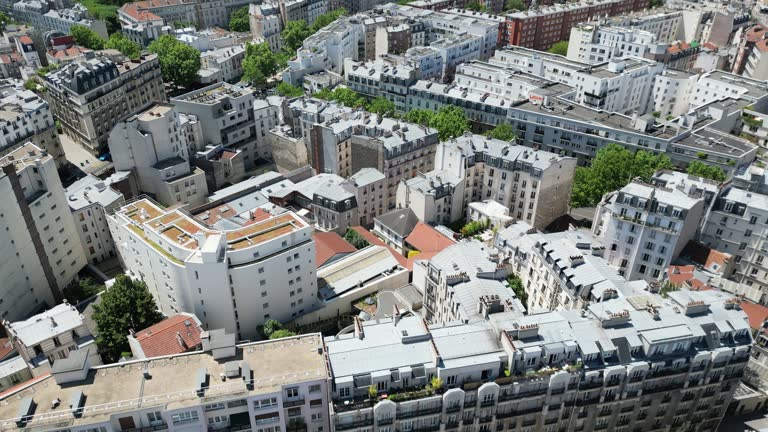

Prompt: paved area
xmin=375 ymin=284 xmax=423 ymax=319
xmin=59 ymin=133 xmax=113 ymax=176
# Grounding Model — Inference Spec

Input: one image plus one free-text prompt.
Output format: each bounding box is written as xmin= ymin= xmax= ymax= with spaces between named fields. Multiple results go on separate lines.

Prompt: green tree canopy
xmin=367 ymin=96 xmax=396 ymax=117
xmin=70 ymin=24 xmax=105 ymax=50
xmin=569 ymin=143 xmax=672 ymax=208
xmin=0 ymin=11 xmax=15 ymax=26
xmin=282 ymin=20 xmax=312 ymax=52
xmin=64 ymin=277 xmax=103 ymax=304
xmin=505 ymin=0 xmax=526 ymax=11
xmin=465 ymin=1 xmax=487 ymax=11
xmin=313 ymin=87 xmax=333 ymax=100
xmin=262 ymin=319 xmax=284 ymax=338
xmin=405 ymin=107 xmax=470 ymax=140
xmin=270 ymin=329 xmax=298 ymax=339
xmin=506 ymin=274 xmax=527 ymax=309
xmin=404 ymin=109 xmax=435 ymax=126
xmin=316 ymin=87 xmax=365 ymax=107
xmin=687 ymin=160 xmax=726 ymax=182
xmin=344 ymin=228 xmax=370 ymax=249
xmin=548 ymin=41 xmax=569 ymax=56
xmin=106 ymin=33 xmax=141 ymax=59
xmin=310 ymin=8 xmax=348 ymax=33
xmin=229 ymin=6 xmax=250 ymax=32
xmin=485 ymin=123 xmax=516 ymax=141
xmin=242 ymin=41 xmax=278 ymax=85
xmin=92 ymin=275 xmax=164 ymax=360
xmin=276 ymin=82 xmax=304 ymax=97
xmin=148 ymin=35 xmax=201 ymax=89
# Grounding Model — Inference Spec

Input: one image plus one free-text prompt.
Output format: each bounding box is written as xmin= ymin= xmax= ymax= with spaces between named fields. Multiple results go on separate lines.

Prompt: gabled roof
xmin=350 ymin=226 xmax=408 ymax=268
xmin=314 ymin=232 xmax=356 ymax=267
xmin=374 ymin=208 xmax=419 ymax=237
xmin=739 ymin=301 xmax=768 ymax=331
xmin=405 ymin=222 xmax=455 ymax=253
xmin=134 ymin=314 xmax=202 ymax=358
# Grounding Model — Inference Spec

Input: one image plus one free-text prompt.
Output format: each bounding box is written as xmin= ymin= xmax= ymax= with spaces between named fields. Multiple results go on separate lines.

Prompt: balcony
xmin=410 ymin=425 xmax=440 ymax=432
xmin=377 ymin=419 xmax=393 ymax=426
xmin=445 ymin=405 xmax=461 ymax=413
xmin=580 ymin=380 xmax=603 ymax=390
xmin=334 ymin=399 xmax=374 ymax=414
xmin=335 ymin=419 xmax=374 ymax=431
xmin=397 ymin=406 xmax=442 ymax=419
xmin=479 ymin=416 xmax=493 ymax=424
xmin=284 ymin=398 xmax=306 ymax=408
xmin=480 ymin=399 xmax=496 ymax=408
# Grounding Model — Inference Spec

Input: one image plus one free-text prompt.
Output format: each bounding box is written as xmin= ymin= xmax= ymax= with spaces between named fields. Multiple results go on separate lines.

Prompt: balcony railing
xmin=284 ymin=398 xmax=306 ymax=408
xmin=397 ymin=406 xmax=442 ymax=419
xmin=335 ymin=419 xmax=374 ymax=431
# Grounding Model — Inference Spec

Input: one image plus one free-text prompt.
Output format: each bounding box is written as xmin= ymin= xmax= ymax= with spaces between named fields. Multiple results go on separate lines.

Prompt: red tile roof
xmin=120 ymin=2 xmax=162 ymax=22
xmin=350 ymin=226 xmax=408 ymax=268
xmin=405 ymin=222 xmax=455 ymax=254
xmin=18 ymin=35 xmax=33 ymax=45
xmin=740 ymin=301 xmax=768 ymax=330
xmin=667 ymin=265 xmax=713 ymax=291
xmin=134 ymin=314 xmax=202 ymax=358
xmin=681 ymin=241 xmax=731 ymax=275
xmin=241 ymin=208 xmax=274 ymax=226
xmin=0 ymin=338 xmax=13 ymax=360
xmin=314 ymin=232 xmax=356 ymax=267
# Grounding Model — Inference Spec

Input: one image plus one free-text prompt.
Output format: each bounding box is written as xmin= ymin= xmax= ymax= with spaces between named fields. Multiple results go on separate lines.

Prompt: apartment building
xmin=0 ymin=143 xmax=87 ymax=321
xmin=593 ymin=174 xmax=710 ymax=283
xmin=193 ymin=145 xmax=246 ymax=192
xmin=249 ymin=2 xmax=283 ymax=52
xmin=0 ymin=78 xmax=65 ymax=168
xmin=65 ymin=174 xmax=125 ymax=265
xmin=44 ymin=53 xmax=166 ymax=154
xmin=731 ymin=25 xmax=768 ymax=80
xmin=118 ymin=2 xmax=168 ymax=47
xmin=115 ymin=0 xmax=254 ymax=33
xmin=253 ymin=95 xmax=285 ymax=162
xmin=13 ymin=34 xmax=39 ymax=69
xmin=108 ymin=198 xmax=317 ymax=340
xmin=396 ymin=170 xmax=463 ymax=226
xmin=3 ymin=302 xmax=101 ymax=376
xmin=0 ymin=333 xmax=330 ymax=432
xmin=427 ymin=134 xmax=576 ymax=230
xmin=412 ymin=240 xmax=525 ymax=324
xmin=109 ymin=104 xmax=209 ymax=208
xmin=326 ymin=289 xmax=750 ymax=432
xmin=200 ymin=44 xmax=246 ymax=84
xmin=344 ymin=57 xmax=418 ymax=113
xmin=172 ymin=83 xmax=266 ymax=170
xmin=13 ymin=1 xmax=108 ymax=39
xmin=650 ymin=69 xmax=699 ymax=119
xmin=567 ymin=23 xmax=662 ymax=64
xmin=504 ymin=0 xmax=648 ymax=50
xmin=700 ymin=187 xmax=768 ymax=302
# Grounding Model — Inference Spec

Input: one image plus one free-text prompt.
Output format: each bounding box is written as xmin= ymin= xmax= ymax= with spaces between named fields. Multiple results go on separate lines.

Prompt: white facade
xmin=0 ymin=143 xmax=86 ymax=321
xmin=109 ymin=104 xmax=208 ymax=208
xmin=13 ymin=1 xmax=108 ymax=39
xmin=567 ymin=23 xmax=661 ymax=64
xmin=108 ymin=199 xmax=317 ymax=341
xmin=65 ymin=175 xmax=125 ymax=265
xmin=200 ymin=44 xmax=246 ymax=83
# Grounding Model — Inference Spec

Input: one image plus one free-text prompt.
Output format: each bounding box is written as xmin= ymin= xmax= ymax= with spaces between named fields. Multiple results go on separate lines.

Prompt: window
xmin=309 ymin=384 xmax=321 ymax=393
xmin=171 ymin=411 xmax=199 ymax=425
xmin=147 ymin=411 xmax=163 ymax=424
xmin=287 ymin=387 xmax=300 ymax=398
xmin=339 ymin=387 xmax=350 ymax=397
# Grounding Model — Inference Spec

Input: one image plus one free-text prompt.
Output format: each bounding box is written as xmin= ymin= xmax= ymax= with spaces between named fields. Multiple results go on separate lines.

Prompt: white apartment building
xmin=607 ymin=10 xmax=685 ymax=43
xmin=172 ymin=83 xmax=265 ymax=170
xmin=13 ymin=1 xmax=108 ymax=39
xmin=0 ymin=333 xmax=331 ymax=432
xmin=3 ymin=302 xmax=101 ymax=376
xmin=431 ymin=134 xmax=576 ymax=230
xmin=0 ymin=143 xmax=87 ymax=321
xmin=650 ymin=69 xmax=699 ymax=118
xmin=0 ymin=78 xmax=65 ymax=168
xmin=253 ymin=95 xmax=284 ymax=162
xmin=567 ymin=23 xmax=662 ymax=64
xmin=327 ymin=290 xmax=750 ymax=432
xmin=249 ymin=3 xmax=282 ymax=52
xmin=108 ymin=198 xmax=317 ymax=340
xmin=44 ymin=53 xmax=166 ymax=154
xmin=592 ymin=175 xmax=710 ymax=282
xmin=700 ymin=187 xmax=768 ymax=302
xmin=452 ymin=61 xmax=553 ymax=102
xmin=118 ymin=3 xmax=168 ymax=47
xmin=109 ymin=104 xmax=209 ymax=208
xmin=490 ymin=47 xmax=664 ymax=115
xmin=65 ymin=174 xmax=124 ymax=265
xmin=396 ymin=170 xmax=464 ymax=226
xmin=200 ymin=44 xmax=246 ymax=83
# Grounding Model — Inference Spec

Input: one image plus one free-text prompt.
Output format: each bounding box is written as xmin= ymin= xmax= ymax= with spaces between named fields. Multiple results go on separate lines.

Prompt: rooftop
xmin=65 ymin=174 xmax=123 ymax=211
xmin=5 ymin=303 xmax=84 ymax=347
xmin=375 ymin=208 xmax=419 ymax=238
xmin=314 ymin=231 xmax=357 ymax=268
xmin=132 ymin=314 xmax=203 ymax=358
xmin=405 ymin=222 xmax=455 ymax=253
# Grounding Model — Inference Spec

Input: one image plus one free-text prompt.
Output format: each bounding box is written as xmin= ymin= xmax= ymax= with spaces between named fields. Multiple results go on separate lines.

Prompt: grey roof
xmin=65 ymin=175 xmax=124 ymax=211
xmin=349 ymin=168 xmax=385 ymax=187
xmin=51 ymin=348 xmax=90 ymax=374
xmin=8 ymin=303 xmax=85 ymax=346
xmin=202 ymin=329 xmax=236 ymax=350
xmin=375 ymin=208 xmax=419 ymax=237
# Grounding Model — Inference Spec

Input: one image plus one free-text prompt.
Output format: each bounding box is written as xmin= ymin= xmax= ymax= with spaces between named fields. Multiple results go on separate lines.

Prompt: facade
xmin=327 ymin=289 xmax=750 ymax=432
xmin=127 ymin=313 xmax=203 ymax=359
xmin=194 ymin=145 xmax=247 ymax=192
xmin=431 ymin=134 xmax=576 ymax=231
xmin=44 ymin=53 xmax=166 ymax=154
xmin=118 ymin=3 xmax=168 ymax=47
xmin=567 ymin=23 xmax=661 ymax=64
xmin=0 ymin=143 xmax=86 ymax=321
xmin=65 ymin=174 xmax=125 ymax=265
xmin=396 ymin=169 xmax=463 ymax=227
xmin=0 ymin=333 xmax=330 ymax=432
xmin=13 ymin=1 xmax=108 ymax=39
xmin=109 ymin=104 xmax=209 ymax=208
xmin=3 ymin=302 xmax=101 ymax=376
xmin=108 ymin=198 xmax=317 ymax=340
xmin=732 ymin=25 xmax=768 ymax=80
xmin=0 ymin=78 xmax=65 ymax=168
xmin=200 ymin=44 xmax=246 ymax=84
xmin=593 ymin=173 xmax=713 ymax=283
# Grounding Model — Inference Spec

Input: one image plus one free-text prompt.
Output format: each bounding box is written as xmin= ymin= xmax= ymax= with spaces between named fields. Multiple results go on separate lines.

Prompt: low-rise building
xmin=127 ymin=313 xmax=203 ymax=359
xmin=118 ymin=2 xmax=168 ymax=47
xmin=193 ymin=145 xmax=246 ymax=191
xmin=13 ymin=1 xmax=108 ymax=39
xmin=109 ymin=104 xmax=209 ymax=208
xmin=199 ymin=44 xmax=246 ymax=83
xmin=44 ymin=53 xmax=165 ymax=154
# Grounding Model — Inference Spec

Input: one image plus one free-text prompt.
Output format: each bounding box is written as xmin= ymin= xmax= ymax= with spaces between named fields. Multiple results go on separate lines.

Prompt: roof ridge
xmin=136 ymin=315 xmax=192 ymax=340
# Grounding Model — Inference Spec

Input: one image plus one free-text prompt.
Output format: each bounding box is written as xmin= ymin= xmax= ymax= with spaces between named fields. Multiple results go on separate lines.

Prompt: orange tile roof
xmin=350 ymin=226 xmax=408 ymax=268
xmin=120 ymin=2 xmax=162 ymax=22
xmin=18 ymin=35 xmax=33 ymax=45
xmin=134 ymin=314 xmax=202 ymax=358
xmin=0 ymin=338 xmax=13 ymax=360
xmin=740 ymin=301 xmax=768 ymax=331
xmin=314 ymin=232 xmax=356 ymax=267
xmin=405 ymin=222 xmax=455 ymax=254
xmin=681 ymin=241 xmax=731 ymax=275
xmin=667 ymin=265 xmax=714 ymax=291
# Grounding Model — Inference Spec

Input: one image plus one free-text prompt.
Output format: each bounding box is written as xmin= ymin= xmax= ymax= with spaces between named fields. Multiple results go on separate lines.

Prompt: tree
xmin=148 ymin=35 xmax=201 ymax=89
xmin=505 ymin=0 xmax=526 ymax=11
xmin=687 ymin=160 xmax=726 ymax=182
xmin=310 ymin=8 xmax=348 ymax=33
xmin=262 ymin=319 xmax=284 ymax=338
xmin=229 ymin=6 xmax=250 ymax=32
xmin=367 ymin=96 xmax=396 ymax=117
xmin=430 ymin=106 xmax=470 ymax=141
xmin=569 ymin=144 xmax=673 ymax=208
xmin=548 ymin=41 xmax=568 ymax=56
xmin=92 ymin=275 xmax=163 ymax=360
xmin=63 ymin=277 xmax=103 ymax=304
xmin=282 ymin=20 xmax=312 ymax=52
xmin=650 ymin=0 xmax=664 ymax=7
xmin=270 ymin=329 xmax=298 ymax=339
xmin=330 ymin=87 xmax=365 ymax=108
xmin=368 ymin=385 xmax=378 ymax=399
xmin=344 ymin=228 xmax=370 ymax=249
xmin=70 ymin=24 xmax=105 ymax=50
xmin=404 ymin=109 xmax=435 ymax=126
xmin=106 ymin=33 xmax=141 ymax=59
xmin=430 ymin=377 xmax=444 ymax=390
xmin=313 ymin=87 xmax=333 ymax=100
xmin=465 ymin=1 xmax=487 ymax=11
xmin=242 ymin=42 xmax=278 ymax=85
xmin=104 ymin=15 xmax=120 ymax=35
xmin=506 ymin=274 xmax=527 ymax=309
xmin=485 ymin=123 xmax=516 ymax=141
xmin=276 ymin=82 xmax=304 ymax=97
xmin=0 ymin=11 xmax=15 ymax=27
